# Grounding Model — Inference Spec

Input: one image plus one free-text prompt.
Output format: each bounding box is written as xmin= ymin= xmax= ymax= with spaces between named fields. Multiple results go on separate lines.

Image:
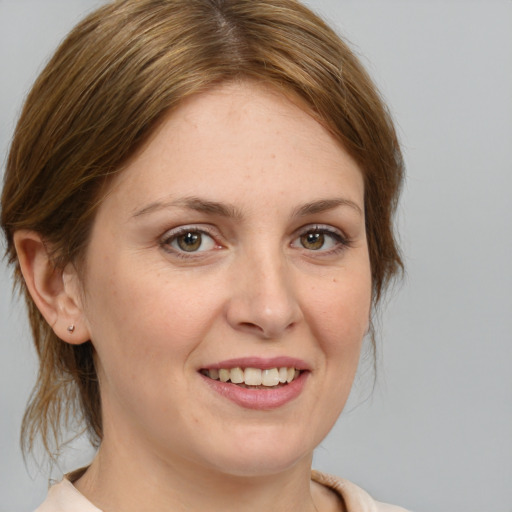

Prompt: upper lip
xmin=200 ymin=356 xmax=310 ymax=371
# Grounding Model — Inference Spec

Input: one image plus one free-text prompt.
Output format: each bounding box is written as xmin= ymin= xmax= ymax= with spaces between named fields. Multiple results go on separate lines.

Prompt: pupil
xmin=302 ymin=232 xmax=324 ymax=250
xmin=178 ymin=232 xmax=201 ymax=251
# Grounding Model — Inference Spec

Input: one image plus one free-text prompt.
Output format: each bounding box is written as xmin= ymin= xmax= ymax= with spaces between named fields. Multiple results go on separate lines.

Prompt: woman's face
xmin=79 ymin=81 xmax=371 ymax=477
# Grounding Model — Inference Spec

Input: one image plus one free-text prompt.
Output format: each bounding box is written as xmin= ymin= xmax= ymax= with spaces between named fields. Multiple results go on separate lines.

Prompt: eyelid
xmin=295 ymin=223 xmax=348 ymax=240
xmin=159 ymin=224 xmax=223 ymax=256
xmin=291 ymin=224 xmax=351 ymax=252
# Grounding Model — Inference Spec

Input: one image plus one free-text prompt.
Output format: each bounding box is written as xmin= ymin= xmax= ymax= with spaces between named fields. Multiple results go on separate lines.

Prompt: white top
xmin=34 ymin=470 xmax=410 ymax=512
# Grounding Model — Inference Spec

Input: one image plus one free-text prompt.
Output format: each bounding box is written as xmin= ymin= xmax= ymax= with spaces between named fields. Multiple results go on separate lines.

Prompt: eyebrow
xmin=132 ymin=196 xmax=244 ymax=220
xmin=132 ymin=196 xmax=362 ymax=220
xmin=292 ymin=198 xmax=363 ymax=217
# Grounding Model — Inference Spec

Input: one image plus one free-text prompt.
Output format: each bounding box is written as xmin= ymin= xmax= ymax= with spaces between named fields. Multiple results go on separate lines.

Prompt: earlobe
xmin=13 ymin=230 xmax=90 ymax=345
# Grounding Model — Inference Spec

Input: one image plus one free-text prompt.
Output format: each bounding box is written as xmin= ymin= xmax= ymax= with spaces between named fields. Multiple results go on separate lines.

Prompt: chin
xmin=208 ymin=449 xmax=312 ymax=479
xmin=192 ymin=424 xmax=318 ymax=478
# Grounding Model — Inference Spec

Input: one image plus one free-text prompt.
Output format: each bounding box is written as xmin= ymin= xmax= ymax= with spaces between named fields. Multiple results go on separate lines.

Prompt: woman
xmin=1 ymin=0 xmax=407 ymax=510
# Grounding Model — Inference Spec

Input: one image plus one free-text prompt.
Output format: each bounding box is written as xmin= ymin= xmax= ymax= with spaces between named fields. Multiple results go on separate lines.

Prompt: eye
xmin=291 ymin=226 xmax=348 ymax=252
xmin=161 ymin=228 xmax=218 ymax=254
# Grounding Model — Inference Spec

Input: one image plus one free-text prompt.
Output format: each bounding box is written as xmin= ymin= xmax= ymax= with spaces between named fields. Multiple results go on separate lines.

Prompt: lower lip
xmin=201 ymin=371 xmax=309 ymax=410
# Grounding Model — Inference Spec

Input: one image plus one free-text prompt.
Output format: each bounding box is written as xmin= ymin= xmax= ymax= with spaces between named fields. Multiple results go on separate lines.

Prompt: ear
xmin=13 ymin=230 xmax=90 ymax=345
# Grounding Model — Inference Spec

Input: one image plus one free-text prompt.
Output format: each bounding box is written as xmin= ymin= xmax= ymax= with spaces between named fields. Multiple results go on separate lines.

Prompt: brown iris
xmin=300 ymin=232 xmax=324 ymax=250
xmin=177 ymin=231 xmax=202 ymax=252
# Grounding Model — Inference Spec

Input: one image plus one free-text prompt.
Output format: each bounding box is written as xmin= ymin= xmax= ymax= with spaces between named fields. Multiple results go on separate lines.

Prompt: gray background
xmin=1 ymin=1 xmax=511 ymax=511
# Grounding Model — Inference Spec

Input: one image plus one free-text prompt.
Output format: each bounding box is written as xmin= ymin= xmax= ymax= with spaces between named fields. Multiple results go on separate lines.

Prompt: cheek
xmin=297 ymin=270 xmax=372 ymax=442
xmin=82 ymin=254 xmax=220 ymax=373
xmin=307 ymin=271 xmax=372 ymax=346
xmin=306 ymin=265 xmax=372 ymax=394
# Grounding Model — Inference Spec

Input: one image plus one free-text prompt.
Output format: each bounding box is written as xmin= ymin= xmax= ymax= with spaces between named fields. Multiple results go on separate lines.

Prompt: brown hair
xmin=1 ymin=0 xmax=403 ymax=459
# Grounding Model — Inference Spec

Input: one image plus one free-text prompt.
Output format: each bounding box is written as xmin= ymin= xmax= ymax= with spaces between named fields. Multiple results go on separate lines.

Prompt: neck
xmin=74 ymin=437 xmax=320 ymax=512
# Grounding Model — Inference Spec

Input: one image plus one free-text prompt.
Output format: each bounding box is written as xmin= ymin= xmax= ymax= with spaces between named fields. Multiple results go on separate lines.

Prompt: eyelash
xmin=159 ymin=225 xmax=221 ymax=259
xmin=292 ymin=225 xmax=351 ymax=255
xmin=158 ymin=224 xmax=351 ymax=259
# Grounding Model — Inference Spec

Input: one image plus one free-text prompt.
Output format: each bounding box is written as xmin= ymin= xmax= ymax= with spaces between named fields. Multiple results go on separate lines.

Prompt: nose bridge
xmin=227 ymin=241 xmax=302 ymax=338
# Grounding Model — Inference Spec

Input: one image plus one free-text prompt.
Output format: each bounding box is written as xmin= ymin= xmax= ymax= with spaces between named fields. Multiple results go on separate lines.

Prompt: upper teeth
xmin=205 ymin=367 xmax=300 ymax=386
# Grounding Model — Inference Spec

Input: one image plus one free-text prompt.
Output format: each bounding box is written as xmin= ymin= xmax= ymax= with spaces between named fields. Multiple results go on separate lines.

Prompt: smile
xmin=200 ymin=367 xmax=301 ymax=388
xmin=199 ymin=357 xmax=310 ymax=409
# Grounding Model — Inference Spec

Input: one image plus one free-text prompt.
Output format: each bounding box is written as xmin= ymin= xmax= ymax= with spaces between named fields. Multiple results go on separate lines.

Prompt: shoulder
xmin=312 ymin=470 xmax=411 ymax=512
xmin=34 ymin=478 xmax=101 ymax=512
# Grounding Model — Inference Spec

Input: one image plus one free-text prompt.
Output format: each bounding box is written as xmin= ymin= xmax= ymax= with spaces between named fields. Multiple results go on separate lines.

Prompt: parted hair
xmin=1 ymin=0 xmax=403 ymax=459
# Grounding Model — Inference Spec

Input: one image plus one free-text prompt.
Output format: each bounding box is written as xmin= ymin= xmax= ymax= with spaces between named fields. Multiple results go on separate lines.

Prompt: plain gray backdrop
xmin=1 ymin=1 xmax=511 ymax=511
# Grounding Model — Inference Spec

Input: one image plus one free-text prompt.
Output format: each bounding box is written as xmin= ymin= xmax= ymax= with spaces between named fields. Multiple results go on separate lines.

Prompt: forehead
xmin=100 ymin=81 xmax=364 ymax=217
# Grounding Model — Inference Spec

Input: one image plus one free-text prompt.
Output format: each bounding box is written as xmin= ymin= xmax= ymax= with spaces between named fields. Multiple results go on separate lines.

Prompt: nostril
xmin=239 ymin=321 xmax=264 ymax=332
xmin=225 ymin=285 xmax=303 ymax=339
xmin=237 ymin=319 xmax=296 ymax=339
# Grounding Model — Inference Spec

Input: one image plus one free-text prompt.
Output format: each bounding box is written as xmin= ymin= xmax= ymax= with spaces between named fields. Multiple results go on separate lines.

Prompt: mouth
xmin=198 ymin=357 xmax=310 ymax=409
xmin=200 ymin=367 xmax=303 ymax=389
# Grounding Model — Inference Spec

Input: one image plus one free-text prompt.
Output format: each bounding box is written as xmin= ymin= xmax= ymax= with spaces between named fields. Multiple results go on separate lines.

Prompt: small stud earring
xmin=67 ymin=325 xmax=75 ymax=333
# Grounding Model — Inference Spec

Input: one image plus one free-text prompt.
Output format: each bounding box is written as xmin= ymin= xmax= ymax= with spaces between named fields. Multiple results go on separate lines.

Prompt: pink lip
xmin=199 ymin=356 xmax=310 ymax=410
xmin=201 ymin=356 xmax=310 ymax=371
xmin=200 ymin=372 xmax=309 ymax=410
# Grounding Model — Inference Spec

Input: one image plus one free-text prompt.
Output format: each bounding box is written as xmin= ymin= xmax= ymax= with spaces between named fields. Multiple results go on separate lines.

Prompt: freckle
xmin=271 ymin=153 xmax=276 ymax=159
xmin=332 ymin=278 xmax=337 ymax=283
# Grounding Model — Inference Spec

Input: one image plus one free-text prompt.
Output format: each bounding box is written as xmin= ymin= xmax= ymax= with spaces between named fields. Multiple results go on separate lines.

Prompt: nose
xmin=225 ymin=249 xmax=303 ymax=339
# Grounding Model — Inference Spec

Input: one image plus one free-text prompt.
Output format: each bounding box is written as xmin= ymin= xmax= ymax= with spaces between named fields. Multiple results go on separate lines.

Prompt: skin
xmin=15 ymin=81 xmax=371 ymax=512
